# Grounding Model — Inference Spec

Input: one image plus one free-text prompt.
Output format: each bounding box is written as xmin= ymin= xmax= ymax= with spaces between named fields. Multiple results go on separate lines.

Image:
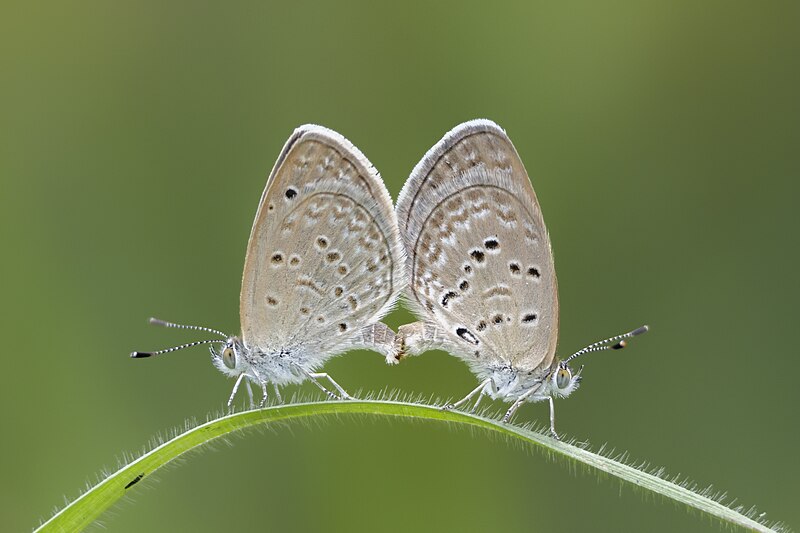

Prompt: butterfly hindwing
xmin=240 ymin=125 xmax=405 ymax=361
xmin=396 ymin=119 xmax=558 ymax=371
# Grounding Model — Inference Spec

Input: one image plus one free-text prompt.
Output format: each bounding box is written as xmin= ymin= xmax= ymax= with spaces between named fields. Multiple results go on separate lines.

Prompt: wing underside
xmin=396 ymin=120 xmax=558 ymax=371
xmin=240 ymin=126 xmax=405 ymax=359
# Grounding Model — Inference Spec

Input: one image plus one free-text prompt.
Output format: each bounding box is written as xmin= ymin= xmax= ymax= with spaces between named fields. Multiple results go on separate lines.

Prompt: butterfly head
xmin=211 ymin=336 xmax=251 ymax=378
xmin=132 ymin=317 xmax=253 ymax=379
xmin=548 ymin=325 xmax=650 ymax=398
xmin=548 ymin=360 xmax=582 ymax=398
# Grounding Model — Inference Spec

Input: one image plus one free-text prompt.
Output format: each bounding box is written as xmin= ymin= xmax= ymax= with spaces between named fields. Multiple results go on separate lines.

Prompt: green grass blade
xmin=35 ymin=400 xmax=785 ymax=533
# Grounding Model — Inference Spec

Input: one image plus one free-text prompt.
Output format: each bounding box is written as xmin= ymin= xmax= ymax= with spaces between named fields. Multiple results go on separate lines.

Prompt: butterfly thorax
xmin=241 ymin=341 xmax=317 ymax=386
xmin=213 ymin=336 xmax=315 ymax=386
xmin=475 ymin=358 xmax=580 ymax=403
xmin=478 ymin=362 xmax=552 ymax=402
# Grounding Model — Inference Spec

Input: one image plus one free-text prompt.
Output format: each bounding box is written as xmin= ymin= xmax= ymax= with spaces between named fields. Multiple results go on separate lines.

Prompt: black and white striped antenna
xmin=562 ymin=325 xmax=649 ymax=365
xmin=130 ymin=317 xmax=229 ymax=359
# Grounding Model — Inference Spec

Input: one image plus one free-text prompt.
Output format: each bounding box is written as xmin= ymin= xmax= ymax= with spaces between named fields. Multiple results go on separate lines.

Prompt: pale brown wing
xmin=396 ymin=120 xmax=558 ymax=371
xmin=240 ymin=125 xmax=405 ymax=359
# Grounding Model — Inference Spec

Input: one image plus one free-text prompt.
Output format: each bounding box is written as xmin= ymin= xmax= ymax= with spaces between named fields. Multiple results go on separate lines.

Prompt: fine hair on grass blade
xmin=35 ymin=397 xmax=787 ymax=533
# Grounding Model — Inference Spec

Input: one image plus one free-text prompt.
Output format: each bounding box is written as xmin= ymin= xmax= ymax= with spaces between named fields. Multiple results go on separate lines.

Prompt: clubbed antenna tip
xmin=129 ymin=339 xmax=225 ymax=359
xmin=564 ymin=324 xmax=650 ymax=363
xmin=611 ymin=325 xmax=649 ymax=350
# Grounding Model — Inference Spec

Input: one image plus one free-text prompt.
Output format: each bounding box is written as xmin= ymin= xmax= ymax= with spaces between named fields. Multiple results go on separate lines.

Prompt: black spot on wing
xmin=441 ymin=291 xmax=458 ymax=307
xmin=456 ymin=327 xmax=479 ymax=345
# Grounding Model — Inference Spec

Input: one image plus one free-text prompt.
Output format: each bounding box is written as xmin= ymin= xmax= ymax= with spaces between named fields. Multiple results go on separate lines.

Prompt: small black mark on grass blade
xmin=125 ymin=473 xmax=145 ymax=489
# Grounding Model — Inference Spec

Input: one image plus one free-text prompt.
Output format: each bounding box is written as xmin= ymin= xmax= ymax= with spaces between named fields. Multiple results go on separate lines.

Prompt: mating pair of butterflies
xmin=133 ymin=119 xmax=647 ymax=438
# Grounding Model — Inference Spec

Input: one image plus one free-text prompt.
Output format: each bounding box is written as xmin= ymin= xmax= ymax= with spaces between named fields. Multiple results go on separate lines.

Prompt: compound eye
xmin=556 ymin=367 xmax=572 ymax=389
xmin=222 ymin=346 xmax=236 ymax=369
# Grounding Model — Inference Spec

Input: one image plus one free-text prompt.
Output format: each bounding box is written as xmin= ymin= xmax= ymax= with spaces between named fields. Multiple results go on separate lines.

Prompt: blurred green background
xmin=2 ymin=1 xmax=798 ymax=531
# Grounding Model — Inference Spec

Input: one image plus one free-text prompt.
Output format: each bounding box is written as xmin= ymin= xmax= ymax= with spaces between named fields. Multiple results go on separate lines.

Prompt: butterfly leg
xmin=258 ymin=382 xmax=269 ymax=408
xmin=247 ymin=367 xmax=270 ymax=408
xmin=309 ymin=373 xmax=355 ymax=400
xmin=470 ymin=390 xmax=484 ymax=413
xmin=470 ymin=378 xmax=498 ymax=413
xmin=297 ymin=367 xmax=337 ymax=399
xmin=443 ymin=377 xmax=493 ymax=411
xmin=469 ymin=391 xmax=486 ymax=414
xmin=501 ymin=380 xmax=546 ymax=424
xmin=547 ymin=396 xmax=560 ymax=440
xmin=272 ymin=384 xmax=283 ymax=404
xmin=227 ymin=373 xmax=248 ymax=408
xmin=245 ymin=380 xmax=255 ymax=409
xmin=307 ymin=376 xmax=338 ymax=399
xmin=302 ymin=369 xmax=353 ymax=400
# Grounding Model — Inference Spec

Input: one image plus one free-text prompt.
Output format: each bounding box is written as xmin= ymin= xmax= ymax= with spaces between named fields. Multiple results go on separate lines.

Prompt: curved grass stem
xmin=35 ymin=399 xmax=784 ymax=533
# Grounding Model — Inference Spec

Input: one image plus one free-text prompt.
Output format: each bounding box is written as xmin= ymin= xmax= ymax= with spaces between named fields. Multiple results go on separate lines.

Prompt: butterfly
xmin=133 ymin=125 xmax=406 ymax=407
xmin=394 ymin=119 xmax=647 ymax=438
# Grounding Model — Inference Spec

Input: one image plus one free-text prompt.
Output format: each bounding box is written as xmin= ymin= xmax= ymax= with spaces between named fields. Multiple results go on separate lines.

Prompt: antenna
xmin=147 ymin=317 xmax=228 ymax=338
xmin=131 ymin=339 xmax=226 ymax=358
xmin=130 ymin=317 xmax=230 ymax=359
xmin=563 ymin=325 xmax=649 ymax=365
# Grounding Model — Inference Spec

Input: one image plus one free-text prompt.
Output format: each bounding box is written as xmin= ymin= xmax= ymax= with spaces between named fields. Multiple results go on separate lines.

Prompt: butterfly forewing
xmin=240 ymin=125 xmax=405 ymax=358
xmin=396 ymin=120 xmax=558 ymax=371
